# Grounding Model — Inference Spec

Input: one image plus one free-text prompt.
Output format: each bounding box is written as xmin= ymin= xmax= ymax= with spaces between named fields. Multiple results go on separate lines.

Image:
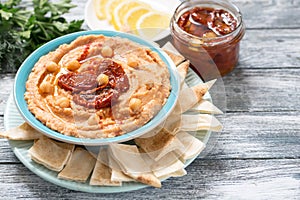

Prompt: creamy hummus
xmin=25 ymin=35 xmax=171 ymax=138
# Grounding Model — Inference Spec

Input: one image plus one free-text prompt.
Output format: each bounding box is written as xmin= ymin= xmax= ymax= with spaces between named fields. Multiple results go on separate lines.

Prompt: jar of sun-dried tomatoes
xmin=170 ymin=0 xmax=245 ymax=80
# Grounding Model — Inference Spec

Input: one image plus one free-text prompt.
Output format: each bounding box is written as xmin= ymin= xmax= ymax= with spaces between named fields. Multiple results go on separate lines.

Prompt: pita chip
xmin=151 ymin=152 xmax=185 ymax=179
xmin=176 ymin=131 xmax=206 ymax=161
xmin=178 ymin=79 xmax=216 ymax=113
xmin=52 ymin=140 xmax=75 ymax=152
xmin=162 ymin=42 xmax=181 ymax=54
xmin=134 ymin=174 xmax=161 ymax=188
xmin=111 ymin=168 xmax=135 ymax=183
xmin=192 ymin=79 xmax=216 ymax=101
xmin=28 ymin=137 xmax=72 ymax=172
xmin=177 ymin=60 xmax=190 ymax=83
xmin=138 ymin=147 xmax=155 ymax=166
xmin=109 ymin=144 xmax=161 ymax=188
xmin=162 ymin=43 xmax=185 ymax=66
xmin=189 ymin=100 xmax=223 ymax=114
xmin=0 ymin=122 xmax=41 ymax=140
xmin=139 ymin=149 xmax=186 ymax=180
xmin=180 ymin=114 xmax=223 ymax=132
xmin=164 ymin=50 xmax=185 ymax=66
xmin=177 ymin=83 xmax=198 ymax=113
xmin=58 ymin=147 xmax=96 ymax=182
xmin=108 ymin=151 xmax=135 ymax=182
xmin=90 ymin=148 xmax=121 ymax=186
xmin=51 ymin=140 xmax=75 ymax=165
xmin=135 ymin=128 xmax=185 ymax=161
xmin=162 ymin=103 xmax=182 ymax=135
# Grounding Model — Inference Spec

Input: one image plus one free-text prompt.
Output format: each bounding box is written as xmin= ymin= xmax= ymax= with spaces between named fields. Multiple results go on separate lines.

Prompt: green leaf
xmin=0 ymin=10 xmax=13 ymax=20
xmin=18 ymin=30 xmax=31 ymax=39
xmin=52 ymin=21 xmax=69 ymax=32
xmin=0 ymin=0 xmax=83 ymax=73
xmin=51 ymin=0 xmax=76 ymax=16
xmin=67 ymin=20 xmax=84 ymax=32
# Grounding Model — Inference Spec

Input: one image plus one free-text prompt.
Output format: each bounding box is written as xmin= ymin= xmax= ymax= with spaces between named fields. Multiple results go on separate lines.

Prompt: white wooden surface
xmin=0 ymin=0 xmax=299 ymax=199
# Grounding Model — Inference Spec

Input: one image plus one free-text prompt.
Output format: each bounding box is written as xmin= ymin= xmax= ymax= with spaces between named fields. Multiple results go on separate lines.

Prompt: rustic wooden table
xmin=1 ymin=0 xmax=300 ymax=199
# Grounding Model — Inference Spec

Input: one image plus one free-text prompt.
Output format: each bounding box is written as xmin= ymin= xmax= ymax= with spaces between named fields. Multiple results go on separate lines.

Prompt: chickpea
xmin=97 ymin=74 xmax=109 ymax=86
xmin=39 ymin=81 xmax=54 ymax=94
xmin=101 ymin=46 xmax=113 ymax=57
xmin=66 ymin=60 xmax=80 ymax=71
xmin=127 ymin=57 xmax=138 ymax=68
xmin=56 ymin=97 xmax=70 ymax=108
xmin=88 ymin=114 xmax=98 ymax=126
xmin=129 ymin=98 xmax=142 ymax=112
xmin=46 ymin=61 xmax=60 ymax=73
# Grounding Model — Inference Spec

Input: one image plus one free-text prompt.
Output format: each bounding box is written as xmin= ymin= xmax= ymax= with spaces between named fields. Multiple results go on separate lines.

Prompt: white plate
xmin=84 ymin=0 xmax=181 ymax=41
xmin=4 ymin=69 xmax=211 ymax=193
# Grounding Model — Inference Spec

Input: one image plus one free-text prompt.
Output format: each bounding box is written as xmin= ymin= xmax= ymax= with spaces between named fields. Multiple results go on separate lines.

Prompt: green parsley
xmin=0 ymin=0 xmax=83 ymax=73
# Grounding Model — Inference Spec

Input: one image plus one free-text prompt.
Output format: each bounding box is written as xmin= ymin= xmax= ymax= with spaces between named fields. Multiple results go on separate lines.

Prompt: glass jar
xmin=170 ymin=0 xmax=245 ymax=81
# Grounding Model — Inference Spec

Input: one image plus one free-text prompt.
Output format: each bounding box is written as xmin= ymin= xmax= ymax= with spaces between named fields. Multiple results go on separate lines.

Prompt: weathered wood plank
xmin=0 ymin=139 xmax=19 ymax=163
xmin=238 ymin=29 xmax=300 ymax=69
xmin=222 ymin=68 xmax=300 ymax=112
xmin=231 ymin=0 xmax=300 ymax=29
xmin=0 ymin=112 xmax=299 ymax=163
xmin=0 ymin=159 xmax=299 ymax=199
xmin=0 ymin=74 xmax=14 ymax=116
xmin=1 ymin=61 xmax=300 ymax=115
xmin=0 ymin=0 xmax=298 ymax=199
xmin=208 ymin=112 xmax=300 ymax=159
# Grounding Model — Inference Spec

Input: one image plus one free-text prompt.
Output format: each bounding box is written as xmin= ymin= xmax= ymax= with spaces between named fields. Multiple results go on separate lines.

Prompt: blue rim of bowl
xmin=14 ymin=30 xmax=180 ymax=146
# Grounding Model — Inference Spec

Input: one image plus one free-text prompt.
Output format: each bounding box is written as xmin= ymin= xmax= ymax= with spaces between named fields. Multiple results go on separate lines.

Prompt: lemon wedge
xmin=93 ymin=0 xmax=171 ymax=40
xmin=93 ymin=0 xmax=109 ymax=20
xmin=123 ymin=6 xmax=151 ymax=33
xmin=136 ymin=12 xmax=171 ymax=40
xmin=111 ymin=0 xmax=150 ymax=30
xmin=105 ymin=0 xmax=126 ymax=22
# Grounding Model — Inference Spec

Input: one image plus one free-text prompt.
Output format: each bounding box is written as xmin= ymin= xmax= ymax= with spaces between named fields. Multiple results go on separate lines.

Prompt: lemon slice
xmin=136 ymin=12 xmax=171 ymax=40
xmin=123 ymin=6 xmax=151 ymax=33
xmin=93 ymin=0 xmax=109 ymax=20
xmin=105 ymin=0 xmax=126 ymax=22
xmin=111 ymin=0 xmax=149 ymax=30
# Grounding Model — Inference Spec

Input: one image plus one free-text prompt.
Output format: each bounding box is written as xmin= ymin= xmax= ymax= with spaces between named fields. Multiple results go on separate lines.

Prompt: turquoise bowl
xmin=14 ymin=30 xmax=180 ymax=146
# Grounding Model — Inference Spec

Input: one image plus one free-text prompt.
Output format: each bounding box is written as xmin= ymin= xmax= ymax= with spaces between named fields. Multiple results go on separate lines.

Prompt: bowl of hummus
xmin=14 ymin=30 xmax=180 ymax=146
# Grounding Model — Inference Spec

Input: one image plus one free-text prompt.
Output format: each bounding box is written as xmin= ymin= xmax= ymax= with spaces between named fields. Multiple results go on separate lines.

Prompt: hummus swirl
xmin=25 ymin=35 xmax=171 ymax=138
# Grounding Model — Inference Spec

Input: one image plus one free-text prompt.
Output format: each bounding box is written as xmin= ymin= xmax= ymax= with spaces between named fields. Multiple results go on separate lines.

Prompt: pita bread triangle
xmin=176 ymin=131 xmax=206 ymax=161
xmin=90 ymin=148 xmax=121 ymax=186
xmin=109 ymin=144 xmax=161 ymax=188
xmin=58 ymin=147 xmax=96 ymax=182
xmin=162 ymin=48 xmax=186 ymax=66
xmin=135 ymin=128 xmax=185 ymax=161
xmin=28 ymin=136 xmax=72 ymax=172
xmin=151 ymin=152 xmax=185 ymax=179
xmin=178 ymin=79 xmax=216 ymax=113
xmin=189 ymin=100 xmax=223 ymax=114
xmin=107 ymin=150 xmax=135 ymax=182
xmin=177 ymin=60 xmax=190 ymax=84
xmin=180 ymin=114 xmax=223 ymax=132
xmin=0 ymin=122 xmax=41 ymax=140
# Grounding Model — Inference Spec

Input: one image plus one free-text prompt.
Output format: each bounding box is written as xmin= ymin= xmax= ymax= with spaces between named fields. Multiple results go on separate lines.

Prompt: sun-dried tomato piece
xmin=58 ymin=59 xmax=129 ymax=109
